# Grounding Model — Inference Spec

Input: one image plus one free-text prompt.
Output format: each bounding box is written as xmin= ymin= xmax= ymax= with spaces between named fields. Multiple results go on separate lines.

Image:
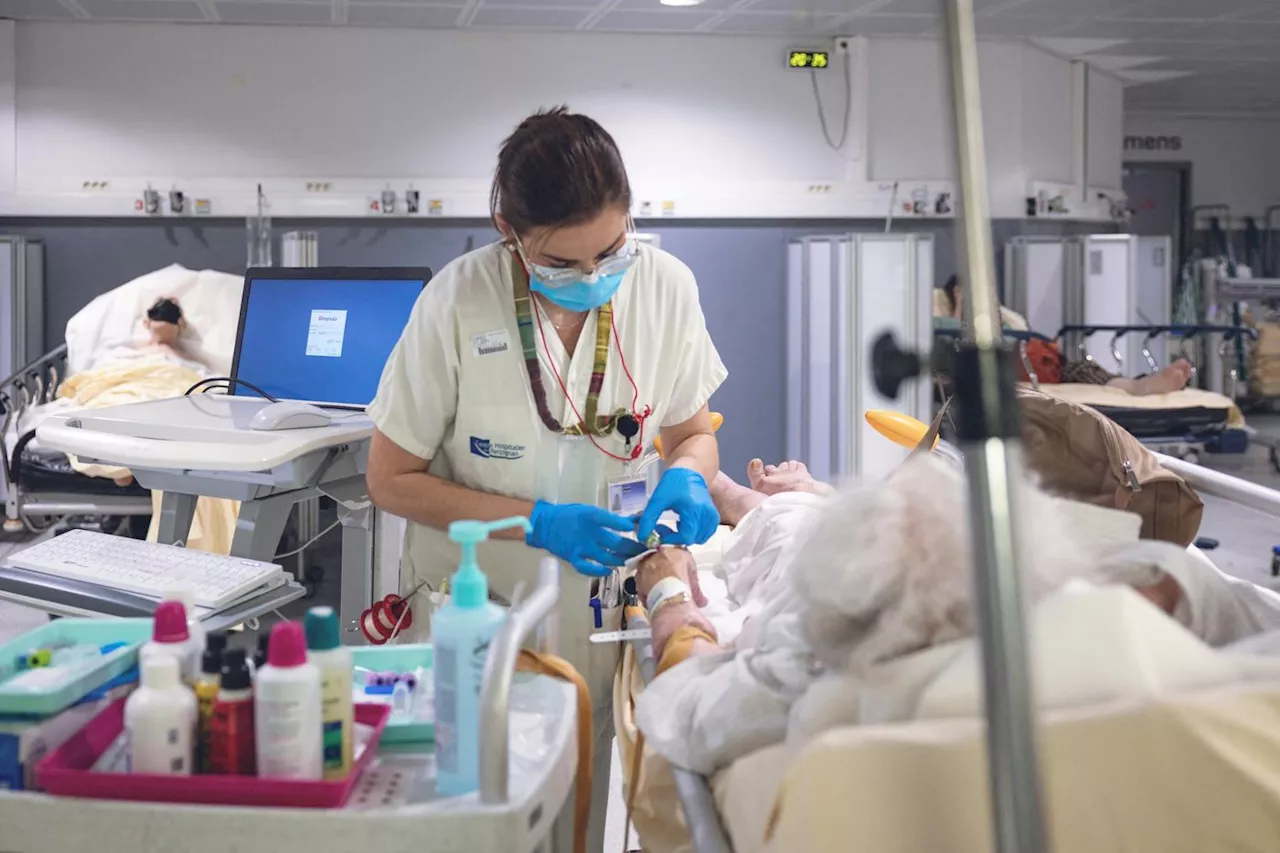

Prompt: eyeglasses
xmin=513 ymin=231 xmax=639 ymax=288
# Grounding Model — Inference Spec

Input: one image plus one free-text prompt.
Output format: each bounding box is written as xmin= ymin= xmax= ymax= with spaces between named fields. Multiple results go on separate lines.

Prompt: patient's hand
xmin=634 ymin=546 xmax=708 ymax=608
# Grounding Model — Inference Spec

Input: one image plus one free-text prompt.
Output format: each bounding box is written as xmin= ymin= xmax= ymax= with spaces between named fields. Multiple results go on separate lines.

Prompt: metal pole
xmin=942 ymin=2 xmax=1051 ymax=852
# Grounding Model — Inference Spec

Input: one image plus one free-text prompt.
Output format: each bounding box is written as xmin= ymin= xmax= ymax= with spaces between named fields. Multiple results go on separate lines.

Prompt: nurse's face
xmin=514 ymin=206 xmax=630 ymax=275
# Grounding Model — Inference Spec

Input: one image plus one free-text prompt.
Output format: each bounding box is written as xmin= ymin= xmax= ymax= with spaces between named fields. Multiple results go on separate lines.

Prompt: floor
xmin=2 ymin=433 xmax=1279 ymax=852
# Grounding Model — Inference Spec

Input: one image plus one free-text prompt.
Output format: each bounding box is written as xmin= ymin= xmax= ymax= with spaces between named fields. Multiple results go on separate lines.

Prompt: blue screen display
xmin=234 ymin=278 xmax=423 ymax=407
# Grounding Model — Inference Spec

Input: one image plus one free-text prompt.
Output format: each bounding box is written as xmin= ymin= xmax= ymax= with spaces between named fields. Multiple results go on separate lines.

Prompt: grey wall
xmin=0 ymin=216 xmax=1106 ymax=479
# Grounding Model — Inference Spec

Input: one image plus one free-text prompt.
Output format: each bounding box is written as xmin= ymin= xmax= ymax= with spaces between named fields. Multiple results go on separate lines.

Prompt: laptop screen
xmin=232 ymin=270 xmax=427 ymax=408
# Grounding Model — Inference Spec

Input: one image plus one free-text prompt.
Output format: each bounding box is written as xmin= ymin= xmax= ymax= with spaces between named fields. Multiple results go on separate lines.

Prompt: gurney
xmin=613 ymin=429 xmax=1280 ymax=853
xmin=934 ymin=324 xmax=1254 ymax=465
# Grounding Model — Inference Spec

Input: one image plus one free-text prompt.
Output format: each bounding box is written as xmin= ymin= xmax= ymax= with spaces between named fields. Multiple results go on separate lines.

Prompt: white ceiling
xmin=7 ymin=0 xmax=1280 ymax=115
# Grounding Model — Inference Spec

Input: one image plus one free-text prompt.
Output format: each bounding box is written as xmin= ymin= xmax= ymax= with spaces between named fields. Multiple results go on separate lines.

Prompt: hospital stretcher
xmin=934 ymin=324 xmax=1256 ymax=465
xmin=613 ymin=437 xmax=1280 ymax=853
xmin=0 ymin=559 xmax=582 ymax=853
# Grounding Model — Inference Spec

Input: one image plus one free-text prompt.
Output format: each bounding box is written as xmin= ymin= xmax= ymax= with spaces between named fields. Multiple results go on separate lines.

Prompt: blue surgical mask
xmin=529 ymin=270 xmax=625 ymax=312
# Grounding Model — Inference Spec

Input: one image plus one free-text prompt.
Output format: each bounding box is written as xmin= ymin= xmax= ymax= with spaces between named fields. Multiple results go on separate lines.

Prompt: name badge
xmin=607 ymin=474 xmax=649 ymax=518
xmin=471 ymin=329 xmax=510 ymax=357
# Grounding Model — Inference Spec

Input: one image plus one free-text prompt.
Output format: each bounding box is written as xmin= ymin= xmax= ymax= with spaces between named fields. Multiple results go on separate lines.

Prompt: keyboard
xmin=9 ymin=530 xmax=285 ymax=610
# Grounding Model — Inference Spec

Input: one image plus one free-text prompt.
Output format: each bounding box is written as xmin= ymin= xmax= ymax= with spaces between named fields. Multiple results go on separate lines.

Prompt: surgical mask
xmin=529 ymin=269 xmax=626 ymax=312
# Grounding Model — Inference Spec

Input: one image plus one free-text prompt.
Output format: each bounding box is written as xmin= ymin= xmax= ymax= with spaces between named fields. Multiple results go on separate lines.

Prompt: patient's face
xmin=147 ymin=320 xmax=181 ymax=346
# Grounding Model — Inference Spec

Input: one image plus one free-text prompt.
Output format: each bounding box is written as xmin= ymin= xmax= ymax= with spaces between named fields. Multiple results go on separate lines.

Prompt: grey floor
xmin=2 ymin=433 xmax=1279 ymax=853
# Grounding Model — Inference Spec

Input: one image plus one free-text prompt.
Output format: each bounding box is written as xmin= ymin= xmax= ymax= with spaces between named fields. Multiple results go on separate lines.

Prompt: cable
xmin=810 ymin=49 xmax=853 ymax=152
xmin=184 ymin=376 xmax=279 ymax=402
xmin=274 ymin=516 xmax=343 ymax=561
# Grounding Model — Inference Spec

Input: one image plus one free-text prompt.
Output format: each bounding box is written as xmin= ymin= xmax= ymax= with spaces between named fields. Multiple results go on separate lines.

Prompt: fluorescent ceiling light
xmin=661 ymin=0 xmax=706 ymax=6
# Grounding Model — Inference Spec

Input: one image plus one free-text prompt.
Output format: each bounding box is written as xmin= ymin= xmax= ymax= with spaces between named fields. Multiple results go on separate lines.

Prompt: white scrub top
xmin=368 ymin=240 xmax=727 ymax=632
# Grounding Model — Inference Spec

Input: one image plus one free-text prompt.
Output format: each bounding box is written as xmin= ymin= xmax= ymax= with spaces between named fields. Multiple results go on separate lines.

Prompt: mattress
xmin=1025 ymin=382 xmax=1243 ymax=437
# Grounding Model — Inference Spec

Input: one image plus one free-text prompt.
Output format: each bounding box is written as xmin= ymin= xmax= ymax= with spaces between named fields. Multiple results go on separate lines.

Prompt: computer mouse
xmin=249 ymin=401 xmax=333 ymax=431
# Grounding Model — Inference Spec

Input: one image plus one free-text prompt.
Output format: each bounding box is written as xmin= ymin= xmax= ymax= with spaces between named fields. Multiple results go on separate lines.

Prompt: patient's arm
xmin=635 ymin=547 xmax=722 ymax=666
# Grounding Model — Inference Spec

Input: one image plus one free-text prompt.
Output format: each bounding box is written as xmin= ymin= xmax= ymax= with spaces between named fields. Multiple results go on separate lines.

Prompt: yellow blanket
xmin=58 ymin=358 xmax=239 ymax=555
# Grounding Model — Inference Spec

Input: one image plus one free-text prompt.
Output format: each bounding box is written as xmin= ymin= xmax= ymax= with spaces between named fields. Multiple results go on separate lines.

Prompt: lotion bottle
xmin=125 ymin=654 xmax=197 ymax=775
xmin=432 ymin=516 xmax=528 ymax=796
xmin=304 ymin=606 xmax=353 ymax=780
xmin=193 ymin=633 xmax=226 ymax=773
xmin=140 ymin=600 xmax=202 ymax=685
xmin=208 ymin=648 xmax=255 ymax=775
xmin=254 ymin=621 xmax=322 ymax=780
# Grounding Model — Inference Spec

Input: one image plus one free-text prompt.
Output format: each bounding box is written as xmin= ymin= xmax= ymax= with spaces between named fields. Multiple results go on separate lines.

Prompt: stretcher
xmin=934 ymin=324 xmax=1255 ymax=465
xmin=613 ymin=435 xmax=1280 ymax=853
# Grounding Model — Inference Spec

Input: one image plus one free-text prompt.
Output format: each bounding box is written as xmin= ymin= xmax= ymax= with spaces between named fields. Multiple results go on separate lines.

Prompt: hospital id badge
xmin=607 ymin=474 xmax=649 ymax=518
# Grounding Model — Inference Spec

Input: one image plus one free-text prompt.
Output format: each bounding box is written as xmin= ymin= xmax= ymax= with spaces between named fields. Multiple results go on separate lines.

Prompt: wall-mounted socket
xmin=80 ymin=180 xmax=110 ymax=191
xmin=834 ymin=36 xmax=852 ymax=55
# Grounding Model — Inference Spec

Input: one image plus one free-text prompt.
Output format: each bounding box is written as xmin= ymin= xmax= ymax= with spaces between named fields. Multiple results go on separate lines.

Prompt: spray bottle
xmin=433 ymin=516 xmax=530 ymax=797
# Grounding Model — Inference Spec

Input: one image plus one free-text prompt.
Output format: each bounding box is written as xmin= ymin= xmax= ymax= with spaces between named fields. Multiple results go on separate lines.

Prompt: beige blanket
xmin=58 ymin=358 xmax=239 ymax=555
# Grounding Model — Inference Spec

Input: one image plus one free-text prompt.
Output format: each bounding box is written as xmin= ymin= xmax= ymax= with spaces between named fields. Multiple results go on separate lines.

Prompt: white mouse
xmin=249 ymin=401 xmax=333 ymax=431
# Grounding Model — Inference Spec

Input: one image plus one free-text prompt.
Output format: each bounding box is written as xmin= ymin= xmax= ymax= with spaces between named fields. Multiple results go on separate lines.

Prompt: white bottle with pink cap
xmin=140 ymin=600 xmax=203 ymax=685
xmin=254 ymin=621 xmax=322 ymax=780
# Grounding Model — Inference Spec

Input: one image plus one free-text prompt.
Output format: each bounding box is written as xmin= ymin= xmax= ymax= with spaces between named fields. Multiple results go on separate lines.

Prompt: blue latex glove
xmin=637 ymin=468 xmax=720 ymax=547
xmin=526 ymin=500 xmax=646 ymax=577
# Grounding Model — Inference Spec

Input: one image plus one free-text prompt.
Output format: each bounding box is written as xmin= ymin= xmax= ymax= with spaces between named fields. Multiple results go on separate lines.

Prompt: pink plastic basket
xmin=36 ymin=698 xmax=391 ymax=808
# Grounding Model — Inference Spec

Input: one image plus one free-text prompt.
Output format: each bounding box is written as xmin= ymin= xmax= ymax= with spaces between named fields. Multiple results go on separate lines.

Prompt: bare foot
xmin=1128 ymin=359 xmax=1192 ymax=396
xmin=709 ymin=470 xmax=765 ymax=528
xmin=747 ymin=458 xmax=820 ymax=496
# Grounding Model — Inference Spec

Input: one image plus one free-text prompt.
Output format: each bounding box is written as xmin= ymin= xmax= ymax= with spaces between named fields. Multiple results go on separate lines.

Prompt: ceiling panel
xmin=1049 ymin=18 xmax=1207 ymax=39
xmin=974 ymin=16 xmax=1072 ymax=36
xmin=873 ymin=0 xmax=1008 ymax=13
xmin=1113 ymin=0 xmax=1268 ymax=20
xmin=748 ymin=0 xmax=877 ymax=12
xmin=614 ymin=0 xmax=741 ymax=9
xmin=0 ymin=0 xmax=76 ymax=18
xmin=711 ymin=10 xmax=841 ymax=34
xmin=990 ymin=0 xmax=1140 ymax=19
xmin=593 ymin=9 xmax=720 ymax=31
xmin=75 ymin=0 xmax=208 ymax=20
xmin=843 ymin=12 xmax=937 ymax=35
xmin=468 ymin=4 xmax=590 ymax=28
xmin=346 ymin=3 xmax=463 ymax=27
xmin=214 ymin=1 xmax=334 ymax=25
xmin=1180 ymin=20 xmax=1280 ymax=41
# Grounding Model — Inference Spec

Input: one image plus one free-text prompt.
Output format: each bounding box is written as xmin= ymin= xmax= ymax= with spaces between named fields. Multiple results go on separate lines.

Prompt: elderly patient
xmin=632 ymin=453 xmax=1280 ymax=775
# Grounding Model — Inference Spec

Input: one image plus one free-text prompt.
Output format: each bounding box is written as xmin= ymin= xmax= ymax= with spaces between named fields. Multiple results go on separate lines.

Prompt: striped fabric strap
xmin=511 ymin=251 xmax=623 ymax=437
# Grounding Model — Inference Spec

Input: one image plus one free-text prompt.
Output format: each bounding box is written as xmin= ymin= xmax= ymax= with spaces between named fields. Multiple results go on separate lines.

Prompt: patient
xmin=941 ymin=275 xmax=1193 ymax=396
xmin=89 ymin=297 xmax=210 ymax=376
xmin=631 ymin=454 xmax=1280 ymax=775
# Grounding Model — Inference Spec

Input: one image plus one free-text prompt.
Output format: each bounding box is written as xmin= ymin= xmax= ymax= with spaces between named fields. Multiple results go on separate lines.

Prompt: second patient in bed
xmin=943 ymin=275 xmax=1193 ymax=395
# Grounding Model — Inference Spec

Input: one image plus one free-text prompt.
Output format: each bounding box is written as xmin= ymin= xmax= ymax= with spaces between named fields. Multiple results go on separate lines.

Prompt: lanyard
xmin=511 ymin=253 xmax=630 ymax=438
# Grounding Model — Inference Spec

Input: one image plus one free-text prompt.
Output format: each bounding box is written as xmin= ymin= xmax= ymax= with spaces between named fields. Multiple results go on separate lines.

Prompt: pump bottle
xmin=432 ymin=516 xmax=530 ymax=797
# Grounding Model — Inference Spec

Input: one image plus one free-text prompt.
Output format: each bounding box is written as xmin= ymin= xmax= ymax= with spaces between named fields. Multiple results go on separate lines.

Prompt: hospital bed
xmin=613 ymin=444 xmax=1280 ymax=853
xmin=933 ymin=323 xmax=1254 ymax=465
xmin=0 ymin=264 xmax=245 ymax=536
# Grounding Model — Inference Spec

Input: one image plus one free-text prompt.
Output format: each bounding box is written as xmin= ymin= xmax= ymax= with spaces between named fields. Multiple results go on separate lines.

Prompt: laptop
xmin=231 ymin=267 xmax=431 ymax=409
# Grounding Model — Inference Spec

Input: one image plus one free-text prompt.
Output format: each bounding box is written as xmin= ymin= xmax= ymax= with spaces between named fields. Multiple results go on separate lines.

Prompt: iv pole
xmin=874 ymin=2 xmax=1051 ymax=851
xmin=943 ymin=1 xmax=1051 ymax=851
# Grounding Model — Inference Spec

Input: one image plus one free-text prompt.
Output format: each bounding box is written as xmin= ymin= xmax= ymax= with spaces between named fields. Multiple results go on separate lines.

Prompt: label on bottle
xmin=434 ymin=642 xmax=457 ymax=774
xmin=255 ymin=683 xmax=320 ymax=779
xmin=319 ymin=667 xmax=352 ymax=778
xmin=209 ymin=697 xmax=255 ymax=775
xmin=194 ymin=680 xmax=220 ymax=773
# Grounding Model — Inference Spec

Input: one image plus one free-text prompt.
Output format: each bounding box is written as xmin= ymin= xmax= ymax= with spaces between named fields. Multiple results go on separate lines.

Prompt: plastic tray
xmin=37 ymin=699 xmax=391 ymax=808
xmin=0 ymin=619 xmax=152 ymax=717
xmin=350 ymin=643 xmax=433 ymax=744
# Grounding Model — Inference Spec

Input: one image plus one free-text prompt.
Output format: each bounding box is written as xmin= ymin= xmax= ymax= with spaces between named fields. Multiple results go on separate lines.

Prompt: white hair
xmin=791 ymin=453 xmax=1119 ymax=671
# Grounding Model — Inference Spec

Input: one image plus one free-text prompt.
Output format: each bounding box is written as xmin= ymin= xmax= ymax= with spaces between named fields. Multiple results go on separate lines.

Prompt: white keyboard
xmin=9 ymin=530 xmax=285 ymax=610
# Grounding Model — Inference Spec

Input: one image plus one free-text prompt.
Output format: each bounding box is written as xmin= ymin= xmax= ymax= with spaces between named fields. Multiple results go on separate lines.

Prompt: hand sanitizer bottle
xmin=433 ymin=516 xmax=531 ymax=797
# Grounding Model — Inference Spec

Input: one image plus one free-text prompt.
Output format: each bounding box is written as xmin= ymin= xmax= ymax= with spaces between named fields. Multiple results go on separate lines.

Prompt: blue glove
xmin=637 ymin=468 xmax=719 ymax=547
xmin=526 ymin=500 xmax=646 ymax=577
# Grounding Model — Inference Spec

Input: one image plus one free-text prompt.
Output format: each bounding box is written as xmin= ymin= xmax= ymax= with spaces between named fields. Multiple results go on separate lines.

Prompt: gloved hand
xmin=526 ymin=500 xmax=646 ymax=577
xmin=637 ymin=468 xmax=720 ymax=547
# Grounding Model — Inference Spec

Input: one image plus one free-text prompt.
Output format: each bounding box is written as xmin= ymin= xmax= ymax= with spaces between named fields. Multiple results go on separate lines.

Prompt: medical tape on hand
xmin=622 ymin=549 xmax=659 ymax=574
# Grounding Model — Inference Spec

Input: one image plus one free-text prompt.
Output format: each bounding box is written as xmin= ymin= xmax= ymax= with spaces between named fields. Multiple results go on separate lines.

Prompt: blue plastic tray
xmin=350 ymin=643 xmax=433 ymax=744
xmin=0 ymin=619 xmax=152 ymax=716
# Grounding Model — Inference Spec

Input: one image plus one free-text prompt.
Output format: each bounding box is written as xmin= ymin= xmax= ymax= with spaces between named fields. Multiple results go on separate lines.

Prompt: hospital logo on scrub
xmin=470 ymin=437 xmax=525 ymax=460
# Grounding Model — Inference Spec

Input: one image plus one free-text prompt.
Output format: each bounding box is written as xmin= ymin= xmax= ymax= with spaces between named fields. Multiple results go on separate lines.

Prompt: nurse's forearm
xmin=370 ymin=472 xmax=535 ymax=540
xmin=665 ymin=433 xmax=719 ymax=484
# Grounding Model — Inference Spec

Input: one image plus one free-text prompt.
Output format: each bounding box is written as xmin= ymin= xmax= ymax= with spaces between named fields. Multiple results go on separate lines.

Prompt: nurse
xmin=365 ymin=107 xmax=726 ymax=848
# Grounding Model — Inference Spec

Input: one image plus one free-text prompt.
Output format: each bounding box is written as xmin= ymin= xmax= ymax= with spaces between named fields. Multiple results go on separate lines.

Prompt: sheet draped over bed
xmin=58 ymin=354 xmax=239 ymax=555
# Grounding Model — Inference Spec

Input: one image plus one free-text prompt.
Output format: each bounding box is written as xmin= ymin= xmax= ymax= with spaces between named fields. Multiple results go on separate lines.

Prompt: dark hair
xmin=490 ymin=107 xmax=632 ymax=237
xmin=146 ymin=297 xmax=182 ymax=326
xmin=942 ymin=274 xmax=960 ymax=314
